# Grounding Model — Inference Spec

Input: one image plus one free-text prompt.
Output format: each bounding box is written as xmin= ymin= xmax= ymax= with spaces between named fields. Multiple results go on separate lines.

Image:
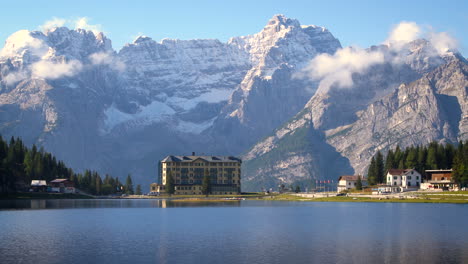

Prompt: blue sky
xmin=1 ymin=0 xmax=467 ymax=56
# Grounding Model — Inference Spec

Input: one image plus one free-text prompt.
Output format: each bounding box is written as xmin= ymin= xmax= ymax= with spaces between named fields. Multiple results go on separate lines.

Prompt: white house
xmin=386 ymin=169 xmax=421 ymax=190
xmin=337 ymin=175 xmax=367 ymax=192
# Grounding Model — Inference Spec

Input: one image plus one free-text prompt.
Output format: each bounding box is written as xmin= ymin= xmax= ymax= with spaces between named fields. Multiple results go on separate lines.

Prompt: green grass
xmin=256 ymin=193 xmax=468 ymax=204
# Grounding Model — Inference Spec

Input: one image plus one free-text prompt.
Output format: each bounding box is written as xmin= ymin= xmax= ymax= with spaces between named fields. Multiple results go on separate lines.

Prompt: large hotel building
xmin=153 ymin=154 xmax=242 ymax=195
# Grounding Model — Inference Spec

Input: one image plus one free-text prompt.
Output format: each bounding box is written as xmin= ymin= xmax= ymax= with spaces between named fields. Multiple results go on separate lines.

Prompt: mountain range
xmin=0 ymin=15 xmax=466 ymax=190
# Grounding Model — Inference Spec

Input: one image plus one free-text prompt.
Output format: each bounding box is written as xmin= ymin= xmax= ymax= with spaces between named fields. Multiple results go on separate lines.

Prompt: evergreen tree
xmin=405 ymin=147 xmax=418 ymax=169
xmin=376 ymin=151 xmax=384 ymax=183
xmin=367 ymin=157 xmax=377 ymax=185
xmin=125 ymin=174 xmax=134 ymax=195
xmin=95 ymin=173 xmax=102 ymax=195
xmin=294 ymin=185 xmax=301 ymax=193
xmin=165 ymin=171 xmax=175 ymax=195
xmin=135 ymin=184 xmax=142 ymax=195
xmin=202 ymin=168 xmax=211 ymax=196
xmin=356 ymin=175 xmax=363 ymax=190
xmin=417 ymin=146 xmax=427 ymax=179
xmin=426 ymin=144 xmax=438 ymax=169
xmin=452 ymin=142 xmax=467 ymax=187
xmin=384 ymin=149 xmax=394 ymax=175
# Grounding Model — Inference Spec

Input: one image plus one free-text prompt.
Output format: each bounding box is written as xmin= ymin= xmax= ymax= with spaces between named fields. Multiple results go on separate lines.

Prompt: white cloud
xmin=39 ymin=17 xmax=66 ymax=31
xmin=385 ymin=21 xmax=421 ymax=45
xmin=31 ymin=60 xmax=83 ymax=79
xmin=3 ymin=71 xmax=28 ymax=85
xmin=74 ymin=17 xmax=102 ymax=34
xmin=299 ymin=47 xmax=384 ymax=93
xmin=89 ymin=52 xmax=126 ymax=71
xmin=0 ymin=30 xmax=48 ymax=58
xmin=428 ymin=31 xmax=458 ymax=55
xmin=38 ymin=17 xmax=103 ymax=35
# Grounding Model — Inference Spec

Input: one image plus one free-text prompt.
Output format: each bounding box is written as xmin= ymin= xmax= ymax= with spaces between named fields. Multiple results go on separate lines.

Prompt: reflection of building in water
xmin=152 ymin=153 xmax=242 ymax=195
xmin=30 ymin=200 xmax=46 ymax=209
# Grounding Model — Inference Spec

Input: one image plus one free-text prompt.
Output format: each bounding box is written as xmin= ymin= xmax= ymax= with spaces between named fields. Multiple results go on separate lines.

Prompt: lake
xmin=0 ymin=199 xmax=467 ymax=264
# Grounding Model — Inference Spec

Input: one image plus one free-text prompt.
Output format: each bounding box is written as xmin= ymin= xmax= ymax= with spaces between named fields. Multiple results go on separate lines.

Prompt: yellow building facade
xmin=159 ymin=155 xmax=241 ymax=195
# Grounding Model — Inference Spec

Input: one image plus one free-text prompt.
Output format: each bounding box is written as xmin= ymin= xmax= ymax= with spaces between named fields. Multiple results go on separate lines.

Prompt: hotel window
xmin=393 ymin=176 xmax=397 ymax=180
xmin=407 ymin=176 xmax=411 ymax=180
xmin=416 ymin=176 xmax=419 ymax=180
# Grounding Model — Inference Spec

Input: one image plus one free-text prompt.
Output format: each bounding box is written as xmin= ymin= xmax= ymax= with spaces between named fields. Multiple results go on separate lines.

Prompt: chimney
xmin=192 ymin=152 xmax=195 ymax=156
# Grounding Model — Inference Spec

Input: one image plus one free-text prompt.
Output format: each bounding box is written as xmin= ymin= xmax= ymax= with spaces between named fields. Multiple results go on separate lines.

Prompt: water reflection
xmin=0 ymin=201 xmax=467 ymax=264
xmin=0 ymin=199 xmax=242 ymax=210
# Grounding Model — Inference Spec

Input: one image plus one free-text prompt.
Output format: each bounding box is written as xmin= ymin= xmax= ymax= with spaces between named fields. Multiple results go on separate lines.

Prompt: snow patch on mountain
xmin=102 ymin=102 xmax=176 ymax=134
xmin=166 ymin=88 xmax=233 ymax=111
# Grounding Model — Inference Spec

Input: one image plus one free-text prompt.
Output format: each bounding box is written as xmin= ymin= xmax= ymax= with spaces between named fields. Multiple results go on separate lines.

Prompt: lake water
xmin=0 ymin=199 xmax=467 ymax=264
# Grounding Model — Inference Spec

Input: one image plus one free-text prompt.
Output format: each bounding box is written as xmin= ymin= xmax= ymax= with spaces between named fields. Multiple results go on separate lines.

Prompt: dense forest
xmin=367 ymin=141 xmax=468 ymax=187
xmin=0 ymin=136 xmax=141 ymax=195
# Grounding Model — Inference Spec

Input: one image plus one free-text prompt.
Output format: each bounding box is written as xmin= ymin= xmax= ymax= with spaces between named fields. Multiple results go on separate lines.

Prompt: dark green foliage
xmin=356 ymin=175 xmax=363 ymax=190
xmin=135 ymin=184 xmax=142 ymax=195
xmin=294 ymin=185 xmax=301 ymax=193
xmin=165 ymin=171 xmax=175 ymax=195
xmin=0 ymin=135 xmax=123 ymax=195
xmin=202 ymin=168 xmax=211 ymax=196
xmin=367 ymin=157 xmax=377 ymax=185
xmin=125 ymin=174 xmax=134 ymax=195
xmin=371 ymin=141 xmax=468 ymax=186
xmin=375 ymin=151 xmax=384 ymax=184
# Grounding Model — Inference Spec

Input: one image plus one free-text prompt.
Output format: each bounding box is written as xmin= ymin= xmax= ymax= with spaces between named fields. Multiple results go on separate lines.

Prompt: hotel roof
xmin=161 ymin=155 xmax=241 ymax=163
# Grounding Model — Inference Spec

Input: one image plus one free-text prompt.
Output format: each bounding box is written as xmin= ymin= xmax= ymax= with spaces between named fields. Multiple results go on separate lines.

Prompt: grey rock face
xmin=242 ymin=44 xmax=467 ymax=190
xmin=0 ymin=16 xmax=342 ymax=186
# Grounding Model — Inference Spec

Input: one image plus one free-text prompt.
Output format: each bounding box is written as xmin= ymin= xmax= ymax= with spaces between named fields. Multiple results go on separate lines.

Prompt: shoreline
xmin=2 ymin=192 xmax=468 ymax=204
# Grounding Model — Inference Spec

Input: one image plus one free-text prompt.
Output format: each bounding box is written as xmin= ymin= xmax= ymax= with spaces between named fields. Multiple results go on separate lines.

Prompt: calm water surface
xmin=0 ymin=199 xmax=467 ymax=264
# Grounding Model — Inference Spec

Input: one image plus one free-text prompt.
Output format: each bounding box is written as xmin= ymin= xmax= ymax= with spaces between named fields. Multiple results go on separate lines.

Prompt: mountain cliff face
xmin=0 ymin=15 xmax=465 ymax=190
xmin=208 ymin=15 xmax=341 ymax=153
xmin=0 ymin=15 xmax=343 ymax=186
xmin=242 ymin=50 xmax=467 ymax=190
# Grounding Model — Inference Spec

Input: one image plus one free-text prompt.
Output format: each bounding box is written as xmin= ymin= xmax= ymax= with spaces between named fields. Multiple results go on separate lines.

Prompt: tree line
xmin=367 ymin=141 xmax=468 ymax=187
xmin=0 ymin=135 xmax=142 ymax=195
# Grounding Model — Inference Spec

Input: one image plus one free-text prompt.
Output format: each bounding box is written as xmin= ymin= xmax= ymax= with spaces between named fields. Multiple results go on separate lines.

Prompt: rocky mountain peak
xmin=133 ymin=35 xmax=153 ymax=44
xmin=264 ymin=14 xmax=301 ymax=32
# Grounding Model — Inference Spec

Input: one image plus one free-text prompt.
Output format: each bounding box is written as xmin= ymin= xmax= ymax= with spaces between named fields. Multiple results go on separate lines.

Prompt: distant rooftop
xmin=338 ymin=175 xmax=366 ymax=181
xmin=161 ymin=155 xmax=241 ymax=163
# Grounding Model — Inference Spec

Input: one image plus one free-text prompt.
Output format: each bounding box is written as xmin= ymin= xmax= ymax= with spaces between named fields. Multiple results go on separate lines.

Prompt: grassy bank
xmin=260 ymin=194 xmax=468 ymax=204
xmin=0 ymin=192 xmax=94 ymax=200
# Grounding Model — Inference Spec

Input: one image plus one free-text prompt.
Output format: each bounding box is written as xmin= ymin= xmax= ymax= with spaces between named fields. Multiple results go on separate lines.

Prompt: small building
xmin=30 ymin=180 xmax=47 ymax=192
xmin=421 ymin=169 xmax=458 ymax=191
xmin=337 ymin=175 xmax=367 ymax=192
xmin=374 ymin=184 xmax=401 ymax=194
xmin=149 ymin=183 xmax=164 ymax=195
xmin=386 ymin=169 xmax=421 ymax=191
xmin=49 ymin=179 xmax=75 ymax=193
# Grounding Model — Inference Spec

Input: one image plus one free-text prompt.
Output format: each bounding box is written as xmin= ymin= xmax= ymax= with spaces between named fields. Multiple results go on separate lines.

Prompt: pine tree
xmin=426 ymin=144 xmax=438 ymax=169
xmin=125 ymin=174 xmax=134 ymax=194
xmin=136 ymin=184 xmax=142 ymax=195
xmin=165 ymin=171 xmax=175 ymax=195
xmin=294 ymin=185 xmax=301 ymax=193
xmin=384 ymin=149 xmax=394 ymax=175
xmin=202 ymin=168 xmax=211 ymax=196
xmin=376 ymin=151 xmax=384 ymax=183
xmin=405 ymin=147 xmax=418 ymax=169
xmin=367 ymin=157 xmax=377 ymax=185
xmin=356 ymin=175 xmax=363 ymax=190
